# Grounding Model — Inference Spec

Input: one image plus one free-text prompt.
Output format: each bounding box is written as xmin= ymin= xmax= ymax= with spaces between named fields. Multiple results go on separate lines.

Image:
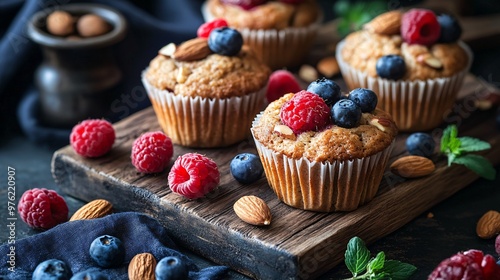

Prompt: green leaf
xmin=382 ymin=260 xmax=417 ymax=280
xmin=452 ymin=154 xmax=497 ymax=180
xmin=367 ymin=251 xmax=385 ymax=274
xmin=345 ymin=237 xmax=371 ymax=276
xmin=457 ymin=137 xmax=491 ymax=152
xmin=440 ymin=125 xmax=454 ymax=153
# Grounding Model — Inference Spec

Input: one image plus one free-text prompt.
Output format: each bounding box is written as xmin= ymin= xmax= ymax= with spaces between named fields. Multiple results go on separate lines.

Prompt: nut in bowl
xmin=336 ymin=9 xmax=473 ymax=132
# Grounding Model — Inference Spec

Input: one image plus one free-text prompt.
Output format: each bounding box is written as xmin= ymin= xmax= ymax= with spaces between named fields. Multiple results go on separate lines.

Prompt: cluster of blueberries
xmin=32 ymin=235 xmax=188 ymax=280
xmin=308 ymin=78 xmax=378 ymax=128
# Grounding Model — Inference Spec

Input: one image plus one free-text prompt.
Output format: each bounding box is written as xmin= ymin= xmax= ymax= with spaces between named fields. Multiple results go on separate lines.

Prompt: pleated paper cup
xmin=336 ymin=40 xmax=473 ymax=132
xmin=142 ymin=73 xmax=265 ymax=148
xmin=251 ymin=113 xmax=395 ymax=212
xmin=202 ymin=2 xmax=322 ymax=70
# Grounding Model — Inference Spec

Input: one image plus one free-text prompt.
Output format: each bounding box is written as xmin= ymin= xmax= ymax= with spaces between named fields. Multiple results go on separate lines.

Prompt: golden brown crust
xmin=145 ymin=46 xmax=271 ymax=99
xmin=206 ymin=0 xmax=320 ymax=30
xmin=340 ymin=29 xmax=469 ymax=81
xmin=252 ymin=93 xmax=398 ymax=162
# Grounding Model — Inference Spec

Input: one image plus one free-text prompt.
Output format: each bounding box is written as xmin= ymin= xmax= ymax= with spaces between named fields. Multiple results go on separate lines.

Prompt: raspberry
xmin=168 ymin=153 xmax=220 ymax=199
xmin=266 ymin=70 xmax=302 ymax=103
xmin=401 ymin=9 xmax=441 ymax=46
xmin=428 ymin=250 xmax=500 ymax=280
xmin=70 ymin=119 xmax=115 ymax=158
xmin=18 ymin=188 xmax=68 ymax=230
xmin=279 ymin=90 xmax=331 ymax=134
xmin=131 ymin=131 xmax=173 ymax=173
xmin=197 ymin=18 xmax=228 ymax=38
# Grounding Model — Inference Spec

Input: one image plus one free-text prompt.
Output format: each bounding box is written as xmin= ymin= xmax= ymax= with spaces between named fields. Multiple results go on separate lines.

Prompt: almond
xmin=128 ymin=253 xmax=157 ymax=280
xmin=69 ymin=199 xmax=113 ymax=221
xmin=159 ymin=43 xmax=176 ymax=57
xmin=390 ymin=155 xmax=435 ymax=178
xmin=176 ymin=66 xmax=191 ymax=84
xmin=420 ymin=55 xmax=443 ymax=69
xmin=273 ymin=124 xmax=295 ymax=140
xmin=173 ymin=37 xmax=212 ymax=62
xmin=298 ymin=64 xmax=318 ymax=83
xmin=369 ymin=117 xmax=392 ymax=132
xmin=234 ymin=196 xmax=272 ymax=226
xmin=476 ymin=210 xmax=500 ymax=239
xmin=364 ymin=10 xmax=402 ymax=35
xmin=317 ymin=56 xmax=339 ymax=78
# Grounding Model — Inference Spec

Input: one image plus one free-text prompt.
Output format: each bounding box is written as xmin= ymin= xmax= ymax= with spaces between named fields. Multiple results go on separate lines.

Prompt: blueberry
xmin=437 ymin=14 xmax=462 ymax=43
xmin=208 ymin=27 xmax=243 ymax=56
xmin=89 ymin=235 xmax=125 ymax=268
xmin=406 ymin=132 xmax=436 ymax=158
xmin=348 ymin=88 xmax=378 ymax=113
xmin=70 ymin=270 xmax=108 ymax=280
xmin=155 ymin=256 xmax=188 ymax=280
xmin=306 ymin=78 xmax=341 ymax=106
xmin=32 ymin=259 xmax=72 ymax=280
xmin=376 ymin=55 xmax=406 ymax=80
xmin=331 ymin=99 xmax=361 ymax=128
xmin=230 ymin=153 xmax=264 ymax=184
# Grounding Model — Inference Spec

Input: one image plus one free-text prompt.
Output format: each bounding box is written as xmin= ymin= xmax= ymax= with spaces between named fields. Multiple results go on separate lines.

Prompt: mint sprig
xmin=343 ymin=237 xmax=416 ymax=280
xmin=440 ymin=125 xmax=496 ymax=180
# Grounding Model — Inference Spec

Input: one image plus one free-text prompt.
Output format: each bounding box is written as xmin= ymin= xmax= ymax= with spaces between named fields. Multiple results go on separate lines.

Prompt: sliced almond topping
xmin=424 ymin=57 xmax=443 ymax=69
xmin=173 ymin=37 xmax=212 ymax=62
xmin=369 ymin=118 xmax=391 ymax=132
xmin=158 ymin=43 xmax=176 ymax=57
xmin=364 ymin=10 xmax=402 ymax=35
xmin=176 ymin=66 xmax=191 ymax=84
xmin=273 ymin=124 xmax=296 ymax=140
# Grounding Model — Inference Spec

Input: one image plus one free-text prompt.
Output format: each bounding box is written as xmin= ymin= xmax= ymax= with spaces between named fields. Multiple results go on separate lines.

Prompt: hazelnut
xmin=77 ymin=14 xmax=111 ymax=37
xmin=46 ymin=10 xmax=75 ymax=36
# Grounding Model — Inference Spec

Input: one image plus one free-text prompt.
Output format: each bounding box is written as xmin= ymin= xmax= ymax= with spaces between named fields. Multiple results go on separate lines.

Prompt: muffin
xmin=202 ymin=0 xmax=322 ymax=69
xmin=251 ymin=86 xmax=398 ymax=212
xmin=143 ymin=27 xmax=271 ymax=148
xmin=336 ymin=9 xmax=472 ymax=131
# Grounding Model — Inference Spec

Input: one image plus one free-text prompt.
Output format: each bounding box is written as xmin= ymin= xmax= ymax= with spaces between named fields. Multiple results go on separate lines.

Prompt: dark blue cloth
xmin=0 ymin=0 xmax=205 ymax=147
xmin=0 ymin=212 xmax=229 ymax=279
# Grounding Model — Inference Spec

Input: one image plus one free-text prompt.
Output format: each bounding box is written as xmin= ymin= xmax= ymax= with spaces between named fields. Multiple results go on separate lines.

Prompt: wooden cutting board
xmin=51 ymin=74 xmax=500 ymax=279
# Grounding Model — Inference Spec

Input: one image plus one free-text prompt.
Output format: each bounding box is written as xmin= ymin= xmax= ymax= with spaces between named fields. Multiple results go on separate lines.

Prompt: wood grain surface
xmin=51 ymin=74 xmax=500 ymax=279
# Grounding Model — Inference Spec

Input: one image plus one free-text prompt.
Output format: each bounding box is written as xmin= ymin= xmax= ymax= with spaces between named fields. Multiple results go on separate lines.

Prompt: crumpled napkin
xmin=0 ymin=212 xmax=229 ymax=279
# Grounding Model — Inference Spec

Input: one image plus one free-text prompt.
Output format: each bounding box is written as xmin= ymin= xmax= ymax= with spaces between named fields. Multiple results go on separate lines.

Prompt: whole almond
xmin=128 ymin=253 xmax=157 ymax=280
xmin=173 ymin=37 xmax=212 ymax=62
xmin=364 ymin=10 xmax=402 ymax=35
xmin=69 ymin=199 xmax=113 ymax=221
xmin=234 ymin=196 xmax=272 ymax=226
xmin=390 ymin=156 xmax=435 ymax=178
xmin=476 ymin=210 xmax=500 ymax=239
xmin=317 ymin=56 xmax=340 ymax=78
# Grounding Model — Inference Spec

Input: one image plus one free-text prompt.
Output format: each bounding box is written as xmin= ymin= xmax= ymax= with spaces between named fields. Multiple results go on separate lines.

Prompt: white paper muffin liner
xmin=202 ymin=2 xmax=322 ymax=69
xmin=336 ymin=40 xmax=473 ymax=132
xmin=251 ymin=113 xmax=395 ymax=212
xmin=142 ymin=73 xmax=265 ymax=148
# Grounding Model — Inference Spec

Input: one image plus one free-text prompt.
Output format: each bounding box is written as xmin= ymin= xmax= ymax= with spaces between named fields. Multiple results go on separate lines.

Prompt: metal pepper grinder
xmin=27 ymin=4 xmax=127 ymax=128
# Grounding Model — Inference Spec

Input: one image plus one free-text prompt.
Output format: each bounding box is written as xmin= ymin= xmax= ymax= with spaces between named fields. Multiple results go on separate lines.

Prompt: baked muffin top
xmin=145 ymin=45 xmax=271 ymax=99
xmin=339 ymin=9 xmax=470 ymax=81
xmin=251 ymin=93 xmax=398 ymax=162
xmin=340 ymin=30 xmax=469 ymax=80
xmin=206 ymin=0 xmax=320 ymax=30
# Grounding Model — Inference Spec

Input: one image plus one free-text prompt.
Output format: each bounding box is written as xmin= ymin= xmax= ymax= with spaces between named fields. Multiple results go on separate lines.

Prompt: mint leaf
xmin=441 ymin=125 xmax=461 ymax=155
xmin=440 ymin=125 xmax=452 ymax=153
xmin=452 ymin=154 xmax=496 ymax=180
xmin=457 ymin=137 xmax=491 ymax=152
xmin=367 ymin=251 xmax=385 ymax=274
xmin=345 ymin=237 xmax=370 ymax=276
xmin=382 ymin=260 xmax=417 ymax=280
